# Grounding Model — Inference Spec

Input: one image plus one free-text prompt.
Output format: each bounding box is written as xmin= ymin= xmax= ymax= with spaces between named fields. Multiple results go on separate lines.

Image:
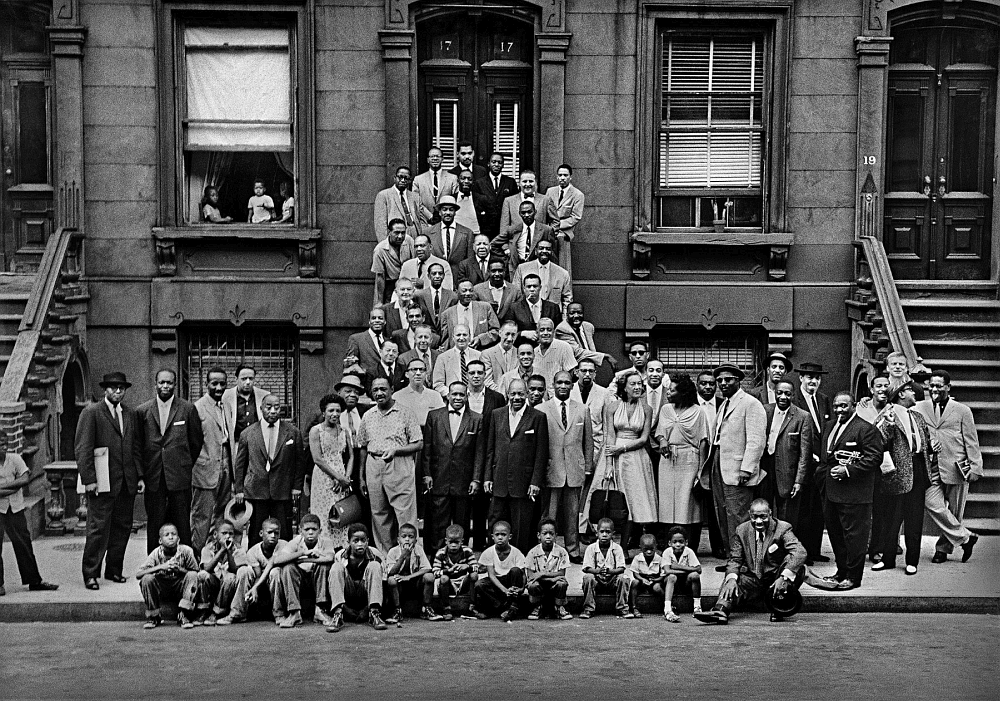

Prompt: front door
xmin=884 ymin=21 xmax=998 ymax=280
xmin=417 ymin=10 xmax=533 ymax=177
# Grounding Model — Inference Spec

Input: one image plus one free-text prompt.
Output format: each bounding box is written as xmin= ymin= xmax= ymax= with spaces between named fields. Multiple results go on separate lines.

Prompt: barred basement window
xmin=655 ymin=328 xmax=767 ymax=392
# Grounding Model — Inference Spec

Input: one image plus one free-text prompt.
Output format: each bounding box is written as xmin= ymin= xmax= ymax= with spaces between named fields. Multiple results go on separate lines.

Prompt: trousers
xmin=545 ymin=486 xmax=581 ymax=557
xmin=924 ymin=476 xmax=973 ymax=553
xmin=229 ymin=564 xmax=281 ymax=620
xmin=197 ymin=569 xmax=237 ymax=614
xmin=365 ymin=457 xmax=418 ymax=555
xmin=140 ymin=571 xmax=199 ymax=618
xmin=329 ymin=559 xmax=384 ymax=612
xmin=581 ymin=573 xmax=630 ymax=614
xmin=144 ymin=483 xmax=192 ymax=553
xmin=276 ymin=563 xmax=332 ymax=615
xmin=472 ymin=567 xmax=525 ymax=614
xmin=82 ymin=483 xmax=136 ymax=581
xmin=0 ymin=508 xmax=42 ymax=586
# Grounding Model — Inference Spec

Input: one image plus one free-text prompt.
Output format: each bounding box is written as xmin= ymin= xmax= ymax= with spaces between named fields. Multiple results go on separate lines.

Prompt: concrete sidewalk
xmin=2 ymin=532 xmax=997 ymax=621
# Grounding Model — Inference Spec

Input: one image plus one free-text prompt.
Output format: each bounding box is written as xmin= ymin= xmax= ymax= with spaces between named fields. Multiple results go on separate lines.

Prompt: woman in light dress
xmin=307 ymin=393 xmax=353 ymax=549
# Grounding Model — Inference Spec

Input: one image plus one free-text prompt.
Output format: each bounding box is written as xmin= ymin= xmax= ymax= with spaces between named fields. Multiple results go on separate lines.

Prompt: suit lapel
xmin=106 ymin=402 xmax=123 ymax=436
xmin=776 ymin=409 xmax=793 ymax=438
xmin=163 ymin=401 xmax=180 ymax=435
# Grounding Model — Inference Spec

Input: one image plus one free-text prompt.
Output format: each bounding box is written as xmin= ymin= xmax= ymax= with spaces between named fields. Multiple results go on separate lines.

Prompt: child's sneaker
xmin=500 ymin=606 xmax=518 ymax=622
xmin=314 ymin=609 xmax=333 ymax=627
xmin=177 ymin=612 xmax=195 ymax=629
xmin=556 ymin=606 xmax=573 ymax=621
xmin=468 ymin=608 xmax=488 ymax=620
xmin=326 ymin=609 xmax=344 ymax=633
xmin=527 ymin=606 xmax=542 ymax=620
xmin=142 ymin=617 xmax=161 ymax=630
xmin=421 ymin=606 xmax=444 ymax=622
xmin=215 ymin=613 xmax=243 ymax=626
xmin=192 ymin=612 xmax=206 ymax=626
xmin=204 ymin=613 xmax=218 ymax=626
xmin=279 ymin=611 xmax=303 ymax=628
xmin=441 ymin=607 xmax=454 ymax=621
xmin=632 ymin=608 xmax=643 ymax=619
xmin=665 ymin=610 xmax=680 ymax=623
xmin=385 ymin=607 xmax=403 ymax=624
xmin=369 ymin=608 xmax=388 ymax=630
xmin=693 ymin=604 xmax=703 ymax=616
xmin=579 ymin=609 xmax=593 ymax=619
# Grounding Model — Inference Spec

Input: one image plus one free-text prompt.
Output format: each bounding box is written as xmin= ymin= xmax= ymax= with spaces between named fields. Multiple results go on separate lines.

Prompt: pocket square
xmin=285 ymin=439 xmax=294 ymax=445
xmin=789 ymin=432 xmax=799 ymax=436
xmin=173 ymin=420 xmax=186 ymax=426
xmin=575 ymin=422 xmax=584 ymax=426
xmin=845 ymin=441 xmax=857 ymax=447
xmin=525 ymin=429 xmax=535 ymax=434
xmin=767 ymin=543 xmax=779 ymax=554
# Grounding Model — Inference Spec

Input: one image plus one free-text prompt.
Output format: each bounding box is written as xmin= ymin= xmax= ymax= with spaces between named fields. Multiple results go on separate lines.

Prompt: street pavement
xmin=0 ymin=614 xmax=996 ymax=699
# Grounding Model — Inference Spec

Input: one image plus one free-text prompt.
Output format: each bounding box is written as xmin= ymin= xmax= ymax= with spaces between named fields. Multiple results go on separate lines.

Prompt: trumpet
xmin=834 ymin=449 xmax=863 ymax=467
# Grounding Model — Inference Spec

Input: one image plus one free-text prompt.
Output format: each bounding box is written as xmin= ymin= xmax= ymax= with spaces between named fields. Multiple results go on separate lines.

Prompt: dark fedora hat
xmin=98 ymin=371 xmax=132 ymax=388
xmin=764 ymin=584 xmax=803 ymax=618
xmin=713 ymin=363 xmax=746 ymax=381
xmin=796 ymin=362 xmax=828 ymax=376
xmin=888 ymin=380 xmax=917 ymax=404
xmin=766 ymin=351 xmax=792 ymax=373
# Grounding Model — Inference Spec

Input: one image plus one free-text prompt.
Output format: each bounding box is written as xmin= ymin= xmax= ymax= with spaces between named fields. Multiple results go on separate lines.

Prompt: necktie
xmin=828 ymin=421 xmax=846 ymax=453
xmin=480 ymin=258 xmax=487 ymax=279
xmin=400 ymin=189 xmax=412 ymax=226
xmin=558 ymin=188 xmax=564 ymax=205
xmin=159 ymin=402 xmax=169 ymax=435
xmin=346 ymin=412 xmax=356 ymax=440
xmin=531 ymin=302 xmax=540 ymax=324
xmin=575 ymin=327 xmax=589 ymax=351
xmin=433 ymin=170 xmax=439 ymax=199
xmin=375 ymin=333 xmax=384 ymax=348
xmin=561 ymin=401 xmax=567 ymax=429
xmin=494 ymin=176 xmax=500 ymax=192
xmin=806 ymin=394 xmax=821 ymax=432
xmin=460 ymin=349 xmax=468 ymax=385
xmin=434 ymin=290 xmax=441 ymax=316
xmin=266 ymin=423 xmax=277 ymax=470
xmin=444 ymin=226 xmax=452 ymax=259
xmin=115 ymin=406 xmax=124 ymax=434
xmin=755 ymin=534 xmax=765 ymax=576
xmin=216 ymin=402 xmax=229 ymax=441
xmin=524 ymin=224 xmax=532 ymax=253
xmin=423 ymin=352 xmax=431 ymax=374
xmin=713 ymin=398 xmax=729 ymax=445
xmin=767 ymin=410 xmax=783 ymax=455
xmin=450 ymin=410 xmax=461 ymax=441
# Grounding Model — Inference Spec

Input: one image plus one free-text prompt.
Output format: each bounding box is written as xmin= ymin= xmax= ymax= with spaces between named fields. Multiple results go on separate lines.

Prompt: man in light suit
xmin=422 ymin=382 xmax=486 ymax=554
xmin=373 ymin=166 xmax=422 ymax=242
xmin=817 ymin=391 xmax=882 ymax=589
xmin=474 ymin=259 xmax=521 ymax=320
xmin=491 ymin=200 xmax=558 ymax=279
xmin=76 ymin=372 xmax=144 ymax=590
xmin=481 ymin=321 xmax=519 ymax=389
xmin=456 ymin=234 xmax=492 ymax=287
xmin=412 ymin=147 xmax=459 ymax=227
xmin=749 ymin=352 xmax=793 ymax=406
xmin=540 ymin=371 xmax=593 ymax=561
xmin=439 ymin=280 xmax=500 ymax=350
xmin=791 ymin=361 xmax=834 ymax=563
xmin=707 ymin=363 xmax=767 ymax=565
xmin=472 ymin=152 xmax=519 ymax=240
xmin=137 ymin=369 xmax=205 ymax=552
xmin=512 ymin=239 xmax=571 ymax=317
xmin=399 ymin=233 xmax=453 ymax=293
xmin=502 ymin=273 xmax=562 ymax=338
xmin=414 ymin=262 xmax=458 ymax=332
xmin=544 ymin=164 xmax=585 ymax=278
xmin=481 ymin=378 xmax=549 ymax=553
xmin=499 ymin=169 xmax=552 ymax=233
xmin=761 ymin=379 xmax=813 ymax=528
xmin=556 ymin=302 xmax=617 ymax=371
xmin=428 ymin=195 xmax=474 ymax=280
xmin=380 ymin=277 xmax=417 ymax=337
xmin=191 ymin=367 xmax=232 ymax=552
xmin=915 ymin=370 xmax=983 ymax=563
xmin=233 ymin=394 xmax=307 ymax=545
xmin=432 ymin=325 xmax=483 ymax=397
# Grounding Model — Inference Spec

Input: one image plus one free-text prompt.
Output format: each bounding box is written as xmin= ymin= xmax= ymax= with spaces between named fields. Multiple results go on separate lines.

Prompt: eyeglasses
xmin=629 ymin=351 xmax=646 ymax=356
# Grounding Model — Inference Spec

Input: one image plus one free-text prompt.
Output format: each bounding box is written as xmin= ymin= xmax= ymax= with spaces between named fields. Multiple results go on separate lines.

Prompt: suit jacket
xmin=456 ymin=256 xmax=491 ymax=287
xmin=474 ymin=387 xmax=508 ymax=431
xmin=915 ymin=398 xmax=983 ymax=484
xmin=879 ymin=407 xmax=935 ymax=496
xmin=502 ymin=297 xmax=562 ymax=334
xmin=367 ymin=360 xmax=407 ymax=393
xmin=137 ymin=396 xmax=205 ymax=492
xmin=539 ymin=398 xmax=594 ymax=488
xmin=482 ymin=406 xmax=549 ymax=497
xmin=438 ymin=301 xmax=500 ymax=349
xmin=379 ymin=302 xmax=412 ymax=337
xmin=512 ymin=260 xmax=572 ymax=314
xmin=817 ymin=414 xmax=883 ymax=504
xmin=193 ymin=394 xmax=231 ymax=490
xmin=412 ymin=169 xmax=459 ymax=223
xmin=390 ymin=328 xmax=441 ymax=354
xmin=499 ymin=193 xmax=552 ymax=233
xmin=491 ymin=221 xmax=558 ymax=278
xmin=474 ymin=281 xmax=522 ymax=320
xmin=793 ymin=387 xmax=833 ymax=459
xmin=432 ymin=346 xmax=483 ymax=395
xmin=544 ymin=184 xmax=585 ymax=241
xmin=570 ymin=382 xmax=614 ymax=460
xmin=481 ymin=343 xmax=518 ymax=388
xmin=234 ymin=420 xmax=306 ymax=501
xmin=749 ymin=384 xmax=776 ymax=406
xmin=726 ymin=517 xmax=807 ymax=579
xmin=74 ymin=399 xmax=143 ymax=494
xmin=421 ymin=407 xmax=486 ymax=496
xmin=448 ymin=163 xmax=489 ymax=181
xmin=415 ymin=286 xmax=458 ymax=332
xmin=399 ymin=254 xmax=454 ymax=292
xmin=763 ymin=404 xmax=813 ymax=498
xmin=399 ymin=347 xmax=441 ymax=377
xmin=373 ymin=185 xmax=423 ymax=242
xmin=428 ymin=222 xmax=475 ymax=278
xmin=221 ymin=386 xmax=269 ymax=466
xmin=709 ymin=389 xmax=767 ymax=487
xmin=555 ymin=320 xmax=609 ymax=367
xmin=344 ymin=331 xmax=385 ymax=379
xmin=472 ymin=173 xmax=518 ymax=237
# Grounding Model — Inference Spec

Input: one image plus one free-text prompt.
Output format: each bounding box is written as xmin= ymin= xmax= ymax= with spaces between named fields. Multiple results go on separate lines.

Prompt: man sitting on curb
xmin=695 ymin=498 xmax=807 ymax=624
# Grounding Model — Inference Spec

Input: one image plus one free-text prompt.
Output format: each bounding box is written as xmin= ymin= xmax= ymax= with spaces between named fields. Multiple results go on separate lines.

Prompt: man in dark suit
xmin=696 ymin=498 xmax=807 ymax=624
xmin=792 ymin=361 xmax=834 ymax=563
xmin=365 ymin=340 xmax=407 ymax=393
xmin=75 ymin=372 xmax=144 ymax=590
xmin=472 ymin=152 xmax=518 ymax=240
xmin=490 ymin=200 xmax=559 ymax=279
xmin=465 ymin=359 xmax=506 ymax=549
xmin=422 ymin=382 xmax=486 ymax=554
xmin=390 ymin=305 xmax=441 ymax=353
xmin=456 ymin=234 xmax=492 ymax=287
xmin=137 ymin=369 xmax=204 ymax=552
xmin=501 ymin=273 xmax=562 ymax=339
xmin=233 ymin=394 xmax=307 ymax=544
xmin=344 ymin=307 xmax=388 ymax=379
xmin=749 ymin=352 xmax=793 ymax=406
xmin=448 ymin=140 xmax=489 ymax=181
xmin=817 ymin=391 xmax=882 ymax=590
xmin=761 ymin=379 xmax=813 ymax=528
xmin=481 ymin=378 xmax=549 ymax=553
xmin=414 ymin=264 xmax=458 ymax=333
xmin=474 ymin=259 xmax=522 ymax=320
xmin=428 ymin=195 xmax=474 ymax=280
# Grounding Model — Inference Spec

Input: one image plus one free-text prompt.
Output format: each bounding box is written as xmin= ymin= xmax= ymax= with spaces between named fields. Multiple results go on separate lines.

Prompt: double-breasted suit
xmin=234 ymin=419 xmax=307 ymax=544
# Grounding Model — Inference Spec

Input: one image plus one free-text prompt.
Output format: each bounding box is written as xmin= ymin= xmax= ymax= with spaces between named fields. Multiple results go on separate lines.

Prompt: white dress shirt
xmin=509 ymin=406 xmax=525 ymax=436
xmin=767 ymin=406 xmax=787 ymax=455
xmin=518 ymin=223 xmax=534 ymax=260
xmin=105 ymin=398 xmax=124 ymax=434
xmin=156 ymin=395 xmax=174 ymax=435
xmin=449 ymin=407 xmax=464 ymax=442
xmin=468 ymin=388 xmax=486 ymax=415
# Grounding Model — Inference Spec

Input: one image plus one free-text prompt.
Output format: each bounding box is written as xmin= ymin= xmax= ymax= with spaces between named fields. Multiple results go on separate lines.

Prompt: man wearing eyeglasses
xmin=615 ymin=341 xmax=650 ymax=383
xmin=373 ymin=165 xmax=423 ymax=241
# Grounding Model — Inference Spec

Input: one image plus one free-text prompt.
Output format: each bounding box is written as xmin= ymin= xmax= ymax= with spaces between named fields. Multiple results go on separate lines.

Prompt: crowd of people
xmin=0 ymin=146 xmax=983 ymax=632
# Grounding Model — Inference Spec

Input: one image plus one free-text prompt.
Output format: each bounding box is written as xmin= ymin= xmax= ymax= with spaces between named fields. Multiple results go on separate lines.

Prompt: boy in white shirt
xmin=580 ymin=517 xmax=630 ymax=618
xmin=271 ymin=513 xmax=337 ymax=628
xmin=384 ymin=523 xmax=436 ymax=624
xmin=247 ymin=179 xmax=275 ymax=223
xmin=472 ymin=520 xmax=525 ymax=621
xmin=626 ymin=533 xmax=663 ymax=618
xmin=524 ymin=518 xmax=573 ymax=620
xmin=662 ymin=526 xmax=702 ymax=621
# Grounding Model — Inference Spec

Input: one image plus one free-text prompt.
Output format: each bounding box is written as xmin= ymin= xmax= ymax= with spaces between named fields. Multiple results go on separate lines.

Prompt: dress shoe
xmin=870 ymin=562 xmax=894 ymax=572
xmin=905 ymin=565 xmax=918 ymax=575
xmin=715 ymin=564 xmax=728 ymax=572
xmin=28 ymin=581 xmax=59 ymax=591
xmin=105 ymin=574 xmax=128 ymax=584
xmin=694 ymin=609 xmax=728 ymax=624
xmin=811 ymin=554 xmax=831 ymax=563
xmin=961 ymin=533 xmax=978 ymax=563
xmin=834 ymin=579 xmax=858 ymax=590
xmin=84 ymin=578 xmax=100 ymax=590
xmin=931 ymin=551 xmax=948 ymax=564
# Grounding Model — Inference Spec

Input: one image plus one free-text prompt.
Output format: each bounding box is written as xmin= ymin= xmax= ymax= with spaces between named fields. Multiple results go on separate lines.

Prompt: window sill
xmin=151 ymin=226 xmax=320 ymax=277
xmin=631 ymin=230 xmax=793 ymax=282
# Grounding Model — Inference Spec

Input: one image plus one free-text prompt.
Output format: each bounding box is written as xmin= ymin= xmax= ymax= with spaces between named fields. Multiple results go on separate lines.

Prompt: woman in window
xmin=276 ymin=180 xmax=294 ymax=224
xmin=308 ymin=393 xmax=354 ymax=549
xmin=200 ymin=186 xmax=232 ymax=223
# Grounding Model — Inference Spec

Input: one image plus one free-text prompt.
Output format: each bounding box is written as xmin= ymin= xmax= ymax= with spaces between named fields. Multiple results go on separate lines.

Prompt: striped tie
xmin=460 ymin=349 xmax=468 ymax=385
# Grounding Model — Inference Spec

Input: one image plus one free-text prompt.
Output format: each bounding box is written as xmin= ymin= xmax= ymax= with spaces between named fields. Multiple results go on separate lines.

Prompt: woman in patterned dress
xmin=308 ymin=393 xmax=354 ymax=549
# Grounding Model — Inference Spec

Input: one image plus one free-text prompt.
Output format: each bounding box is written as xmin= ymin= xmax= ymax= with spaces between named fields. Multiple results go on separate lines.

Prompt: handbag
xmin=329 ymin=488 xmax=363 ymax=528
xmin=589 ymin=459 xmax=629 ymax=532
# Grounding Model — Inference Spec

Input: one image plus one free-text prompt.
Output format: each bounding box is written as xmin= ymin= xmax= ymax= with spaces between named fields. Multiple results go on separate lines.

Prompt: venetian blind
xmin=493 ymin=100 xmax=520 ymax=177
xmin=433 ymin=99 xmax=459 ymax=169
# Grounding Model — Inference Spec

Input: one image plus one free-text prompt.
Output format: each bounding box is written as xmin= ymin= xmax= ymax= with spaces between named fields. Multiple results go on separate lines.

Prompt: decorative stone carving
xmin=155 ymin=239 xmax=177 ymax=277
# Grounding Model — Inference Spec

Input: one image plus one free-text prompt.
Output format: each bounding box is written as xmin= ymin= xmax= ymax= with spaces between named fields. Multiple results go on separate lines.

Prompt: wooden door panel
xmin=939 ymin=198 xmax=990 ymax=278
xmin=884 ymin=202 xmax=929 ymax=279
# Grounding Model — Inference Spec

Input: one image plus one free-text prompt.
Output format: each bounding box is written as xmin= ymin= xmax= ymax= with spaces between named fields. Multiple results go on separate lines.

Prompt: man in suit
xmin=221 ymin=364 xmax=269 ymax=462
xmin=75 ymin=372 xmax=144 ymax=590
xmin=465 ymin=359 xmax=506 ymax=549
xmin=750 ymin=352 xmax=793 ymax=406
xmin=390 ymin=305 xmax=441 ymax=353
xmin=491 ymin=200 xmax=558 ymax=279
xmin=472 ymin=152 xmax=518 ymax=240
xmin=644 ymin=360 xmax=668 ymax=487
xmin=475 ymin=259 xmax=521 ymax=320
xmin=366 ymin=340 xmax=407 ymax=394
xmin=481 ymin=378 xmax=548 ymax=553
xmin=439 ymin=280 xmax=500 ymax=350
xmin=761 ymin=379 xmax=813 ymax=528
xmin=412 ymin=147 xmax=459 ymax=226
xmin=137 ymin=369 xmax=204 ymax=552
xmin=422 ymin=382 xmax=486 ymax=554
xmin=915 ymin=370 xmax=983 ymax=563
xmin=432 ymin=325 xmax=482 ymax=396
xmin=556 ymin=302 xmax=617 ymax=371
xmin=544 ymin=164 xmax=585 ymax=278
xmin=616 ymin=341 xmax=650 ymax=383
xmin=414 ymin=262 xmax=458 ymax=332
xmin=428 ymin=195 xmax=473 ymax=280
xmin=400 ymin=234 xmax=454 ymax=293
xmin=708 ymin=363 xmax=767 ymax=566
xmin=372 ymin=220 xmax=416 ymax=306
xmin=500 ymin=169 xmax=552 ymax=237
xmin=481 ymin=321 xmax=519 ymax=389
xmin=456 ymin=234 xmax=492 ymax=287
xmin=540 ymin=371 xmax=593 ymax=562
xmin=502 ymin=274 xmax=562 ymax=339
xmin=792 ymin=361 xmax=834 ymax=563
xmin=399 ymin=324 xmax=442 ymax=382
xmin=512 ymin=239 xmax=572 ymax=316
xmin=373 ymin=166 xmax=422 ymax=242
xmin=380 ymin=277 xmax=417 ymax=337
xmin=233 ymin=394 xmax=307 ymax=545
xmin=454 ymin=169 xmax=484 ymax=235
xmin=448 ymin=140 xmax=489 ymax=181
xmin=191 ymin=367 xmax=232 ymax=552
xmin=817 ymin=391 xmax=883 ymax=589
xmin=696 ymin=498 xmax=807 ymax=624
xmin=344 ymin=307 xmax=389 ymax=380
xmin=695 ymin=370 xmax=725 ymax=558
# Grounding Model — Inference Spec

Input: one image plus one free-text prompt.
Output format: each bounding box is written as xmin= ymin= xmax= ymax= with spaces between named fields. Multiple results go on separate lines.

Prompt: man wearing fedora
xmin=750 ymin=352 xmax=793 ymax=406
xmin=429 ymin=194 xmax=474 ymax=281
xmin=75 ymin=372 xmax=144 ymax=590
xmin=707 ymin=363 xmax=767 ymax=569
xmin=793 ymin=362 xmax=834 ymax=564
xmin=337 ymin=373 xmax=372 ymax=527
xmin=191 ymin=367 xmax=233 ymax=552
xmin=696 ymin=498 xmax=807 ymax=624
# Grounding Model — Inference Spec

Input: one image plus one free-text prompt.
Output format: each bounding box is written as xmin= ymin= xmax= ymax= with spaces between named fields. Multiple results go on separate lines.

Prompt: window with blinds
xmin=493 ymin=100 xmax=520 ymax=177
xmin=656 ymin=34 xmax=765 ymax=229
xmin=432 ymin=99 xmax=459 ymax=169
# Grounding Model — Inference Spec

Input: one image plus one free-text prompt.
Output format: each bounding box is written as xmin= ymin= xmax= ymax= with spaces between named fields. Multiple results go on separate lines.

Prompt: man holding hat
xmin=75 ymin=372 xmax=144 ymax=591
xmin=750 ymin=352 xmax=792 ymax=406
xmin=793 ymin=362 xmax=834 ymax=563
xmin=429 ymin=194 xmax=474 ymax=281
xmin=707 ymin=363 xmax=767 ymax=567
xmin=337 ymin=373 xmax=371 ymax=527
xmin=696 ymin=498 xmax=807 ymax=624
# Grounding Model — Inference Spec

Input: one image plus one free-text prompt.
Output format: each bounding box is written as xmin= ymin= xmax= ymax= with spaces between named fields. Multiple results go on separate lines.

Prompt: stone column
xmin=379 ymin=30 xmax=415 ymax=179
xmin=48 ymin=4 xmax=87 ymax=231
xmin=854 ymin=36 xmax=892 ymax=241
xmin=536 ymin=33 xmax=571 ymax=181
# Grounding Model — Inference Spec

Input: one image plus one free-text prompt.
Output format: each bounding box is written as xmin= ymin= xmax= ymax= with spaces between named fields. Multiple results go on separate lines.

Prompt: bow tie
xmin=450 ymin=410 xmax=462 ymax=415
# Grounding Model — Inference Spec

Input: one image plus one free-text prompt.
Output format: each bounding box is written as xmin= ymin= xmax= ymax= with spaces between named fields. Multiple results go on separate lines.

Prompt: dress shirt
xmin=518 ymin=223 xmax=534 ymax=260
xmin=529 ymin=300 xmax=541 ymax=325
xmin=449 ymin=408 xmax=464 ymax=442
xmin=767 ymin=407 xmax=787 ymax=455
xmin=490 ymin=284 xmax=505 ymax=306
xmin=457 ymin=303 xmax=473 ymax=331
xmin=443 ymin=224 xmax=453 ymax=258
xmin=509 ymin=406 xmax=526 ymax=437
xmin=262 ymin=421 xmax=279 ymax=470
xmin=803 ymin=391 xmax=821 ymax=432
xmin=713 ymin=398 xmax=730 ymax=446
xmin=368 ymin=328 xmax=384 ymax=349
xmin=156 ymin=396 xmax=174 ymax=435
xmin=456 ymin=192 xmax=479 ymax=233
xmin=105 ymin=398 xmax=124 ymax=434
xmin=537 ymin=262 xmax=550 ymax=298
xmin=646 ymin=386 xmax=662 ymax=416
xmin=468 ymin=388 xmax=486 ymax=415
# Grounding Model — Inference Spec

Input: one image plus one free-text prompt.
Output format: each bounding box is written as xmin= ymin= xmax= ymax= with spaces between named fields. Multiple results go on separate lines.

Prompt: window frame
xmin=156 ymin=1 xmax=315 ymax=229
xmin=636 ymin=2 xmax=791 ymax=236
